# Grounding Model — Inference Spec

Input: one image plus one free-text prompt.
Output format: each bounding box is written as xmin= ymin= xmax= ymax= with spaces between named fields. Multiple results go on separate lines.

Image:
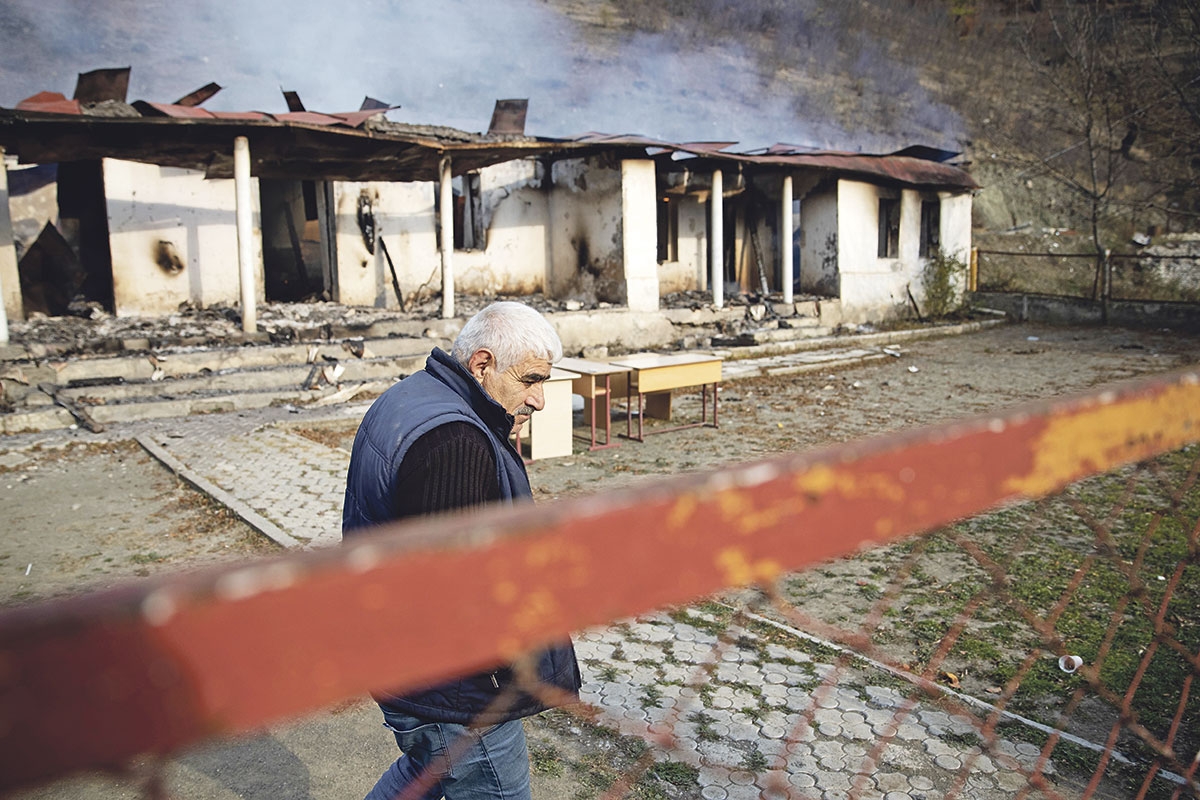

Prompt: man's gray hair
xmin=451 ymin=301 xmax=563 ymax=371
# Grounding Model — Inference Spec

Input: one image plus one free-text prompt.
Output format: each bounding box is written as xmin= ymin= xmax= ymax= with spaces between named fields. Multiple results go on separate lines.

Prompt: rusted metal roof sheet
xmin=174 ymin=82 xmax=222 ymax=108
xmin=0 ymin=92 xmax=975 ymax=190
xmin=488 ymin=99 xmax=528 ymax=136
xmin=133 ymin=102 xmax=384 ymax=128
xmin=660 ymin=143 xmax=976 ymax=190
xmin=14 ymin=91 xmax=82 ymax=115
xmin=72 ymin=67 xmax=130 ymax=104
xmin=563 ymin=135 xmax=975 ymax=190
xmin=739 ymin=150 xmax=976 ymax=190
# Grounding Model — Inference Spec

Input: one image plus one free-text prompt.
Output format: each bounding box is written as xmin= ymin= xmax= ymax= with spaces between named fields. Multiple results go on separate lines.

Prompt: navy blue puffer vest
xmin=343 ymin=348 xmax=581 ymax=724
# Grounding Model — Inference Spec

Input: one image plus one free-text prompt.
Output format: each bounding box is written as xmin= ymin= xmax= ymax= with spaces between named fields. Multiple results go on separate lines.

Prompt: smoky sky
xmin=0 ymin=0 xmax=964 ymax=153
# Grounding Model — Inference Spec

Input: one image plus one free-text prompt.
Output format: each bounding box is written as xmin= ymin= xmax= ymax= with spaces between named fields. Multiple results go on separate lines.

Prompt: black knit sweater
xmin=394 ymin=421 xmax=501 ymax=519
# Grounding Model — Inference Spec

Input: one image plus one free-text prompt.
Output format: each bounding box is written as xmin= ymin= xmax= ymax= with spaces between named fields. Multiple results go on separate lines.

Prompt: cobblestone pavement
xmin=122 ymin=404 xmax=1063 ymax=799
xmin=573 ymin=610 xmax=1053 ymax=800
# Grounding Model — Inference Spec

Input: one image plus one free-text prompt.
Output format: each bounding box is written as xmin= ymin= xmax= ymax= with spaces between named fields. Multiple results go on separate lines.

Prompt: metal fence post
xmin=1102 ymin=248 xmax=1112 ymax=324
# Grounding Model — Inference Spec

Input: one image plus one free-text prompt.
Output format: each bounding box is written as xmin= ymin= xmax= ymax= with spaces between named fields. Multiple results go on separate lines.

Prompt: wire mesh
xmin=1 ymin=370 xmax=1198 ymax=799
xmin=538 ymin=445 xmax=1200 ymax=799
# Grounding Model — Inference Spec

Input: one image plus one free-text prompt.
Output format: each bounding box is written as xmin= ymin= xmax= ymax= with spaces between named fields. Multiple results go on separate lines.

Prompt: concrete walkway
xmin=121 ymin=379 xmax=1064 ymax=799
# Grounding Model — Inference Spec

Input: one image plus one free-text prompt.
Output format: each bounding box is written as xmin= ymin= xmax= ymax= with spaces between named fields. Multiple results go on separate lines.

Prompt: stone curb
xmin=709 ymin=319 xmax=1007 ymax=361
xmin=135 ymin=434 xmax=301 ymax=550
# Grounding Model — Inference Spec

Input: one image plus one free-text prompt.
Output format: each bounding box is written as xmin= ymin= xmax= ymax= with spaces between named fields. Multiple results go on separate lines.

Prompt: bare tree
xmin=1132 ymin=0 xmax=1200 ymax=231
xmin=1012 ymin=2 xmax=1130 ymax=274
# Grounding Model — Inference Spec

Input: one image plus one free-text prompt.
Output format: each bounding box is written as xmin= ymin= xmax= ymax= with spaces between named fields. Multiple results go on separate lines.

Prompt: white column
xmin=781 ymin=174 xmax=794 ymax=304
xmin=234 ymin=136 xmax=256 ymax=333
xmin=439 ymin=156 xmax=455 ymax=319
xmin=0 ymin=147 xmax=10 ymax=344
xmin=0 ymin=255 xmax=7 ymax=344
xmin=710 ymin=169 xmax=724 ymax=309
xmin=621 ymin=159 xmax=660 ymax=312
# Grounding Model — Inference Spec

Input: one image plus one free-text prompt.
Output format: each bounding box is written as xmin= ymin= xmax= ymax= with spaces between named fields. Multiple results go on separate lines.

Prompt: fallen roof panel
xmin=15 ymin=92 xmax=82 ymax=115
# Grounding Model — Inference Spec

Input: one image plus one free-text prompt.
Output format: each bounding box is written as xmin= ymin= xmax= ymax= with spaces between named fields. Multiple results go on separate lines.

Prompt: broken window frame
xmin=877 ymin=196 xmax=901 ymax=259
xmin=919 ymin=198 xmax=940 ymax=259
xmin=453 ymin=172 xmax=485 ymax=251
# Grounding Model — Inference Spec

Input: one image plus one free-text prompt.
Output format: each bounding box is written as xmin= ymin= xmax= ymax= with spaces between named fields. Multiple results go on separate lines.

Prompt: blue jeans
xmin=364 ymin=709 xmax=531 ymax=800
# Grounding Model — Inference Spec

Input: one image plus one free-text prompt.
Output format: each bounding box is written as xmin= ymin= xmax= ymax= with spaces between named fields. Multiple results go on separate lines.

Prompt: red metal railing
xmin=1 ymin=367 xmax=1198 ymax=795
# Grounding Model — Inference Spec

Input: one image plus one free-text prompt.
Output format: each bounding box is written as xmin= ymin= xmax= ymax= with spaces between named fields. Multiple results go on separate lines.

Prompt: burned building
xmin=0 ymin=68 xmax=976 ymax=337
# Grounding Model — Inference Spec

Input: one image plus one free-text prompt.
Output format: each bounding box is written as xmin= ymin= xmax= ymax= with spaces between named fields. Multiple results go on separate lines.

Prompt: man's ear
xmin=467 ymin=349 xmax=495 ymax=381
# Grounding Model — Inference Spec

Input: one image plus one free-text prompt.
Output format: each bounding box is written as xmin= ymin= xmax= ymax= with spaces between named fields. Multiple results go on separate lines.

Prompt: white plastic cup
xmin=1058 ymin=655 xmax=1083 ymax=673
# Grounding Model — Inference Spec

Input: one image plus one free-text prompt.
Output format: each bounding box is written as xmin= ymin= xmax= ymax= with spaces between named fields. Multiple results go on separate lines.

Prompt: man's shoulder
xmin=366 ymin=368 xmax=461 ymax=419
xmin=357 ymin=375 xmax=487 ymax=462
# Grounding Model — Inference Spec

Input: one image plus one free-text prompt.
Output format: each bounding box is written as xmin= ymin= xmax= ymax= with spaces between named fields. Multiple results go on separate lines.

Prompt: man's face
xmin=470 ymin=351 xmax=552 ymax=436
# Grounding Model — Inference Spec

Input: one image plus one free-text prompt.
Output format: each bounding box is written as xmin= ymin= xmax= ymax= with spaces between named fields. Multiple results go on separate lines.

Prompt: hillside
xmin=546 ymin=0 xmax=1200 ymax=249
xmin=1 ymin=0 xmax=1195 ymax=252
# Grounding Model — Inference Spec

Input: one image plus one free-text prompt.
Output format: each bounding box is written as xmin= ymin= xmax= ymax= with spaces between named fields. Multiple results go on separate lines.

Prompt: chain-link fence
xmin=562 ymin=448 xmax=1200 ymax=799
xmin=1 ymin=369 xmax=1198 ymax=800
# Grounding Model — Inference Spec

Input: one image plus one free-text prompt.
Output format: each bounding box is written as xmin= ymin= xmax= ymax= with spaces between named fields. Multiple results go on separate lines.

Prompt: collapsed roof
xmin=0 ymin=67 xmax=977 ymax=190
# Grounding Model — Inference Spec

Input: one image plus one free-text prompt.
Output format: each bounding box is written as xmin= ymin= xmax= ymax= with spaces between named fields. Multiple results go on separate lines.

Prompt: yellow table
xmin=606 ymin=353 xmax=722 ymax=442
xmin=514 ymin=367 xmax=578 ymax=461
xmin=557 ymin=357 xmax=629 ymax=450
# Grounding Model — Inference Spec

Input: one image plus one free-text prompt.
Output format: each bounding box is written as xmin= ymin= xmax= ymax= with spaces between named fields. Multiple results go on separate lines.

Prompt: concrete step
xmin=712 ymin=321 xmax=834 ymax=348
xmin=46 ymin=336 xmax=440 ymax=384
xmin=0 ymin=335 xmax=441 ymax=432
xmin=52 ymin=351 xmax=429 ymax=406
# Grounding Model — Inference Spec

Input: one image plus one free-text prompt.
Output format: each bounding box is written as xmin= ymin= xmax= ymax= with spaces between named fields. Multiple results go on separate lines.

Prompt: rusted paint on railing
xmin=1 ymin=368 xmax=1198 ymax=793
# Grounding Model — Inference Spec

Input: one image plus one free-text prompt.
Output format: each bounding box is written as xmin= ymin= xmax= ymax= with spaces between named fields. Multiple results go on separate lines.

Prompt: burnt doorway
xmin=15 ymin=160 xmax=114 ymax=316
xmin=259 ymin=179 xmax=334 ymax=302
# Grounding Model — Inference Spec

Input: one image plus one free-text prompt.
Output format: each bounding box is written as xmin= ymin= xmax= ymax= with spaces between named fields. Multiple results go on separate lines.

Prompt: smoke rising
xmin=0 ymin=0 xmax=964 ymax=152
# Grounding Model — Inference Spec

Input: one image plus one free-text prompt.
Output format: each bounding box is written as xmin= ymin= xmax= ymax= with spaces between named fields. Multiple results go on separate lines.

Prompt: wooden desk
xmin=557 ymin=357 xmax=628 ymax=450
xmin=607 ymin=353 xmax=722 ymax=442
xmin=514 ymin=367 xmax=578 ymax=461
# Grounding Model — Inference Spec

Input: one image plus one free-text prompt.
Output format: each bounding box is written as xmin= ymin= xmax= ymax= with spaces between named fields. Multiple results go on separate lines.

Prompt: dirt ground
xmin=0 ymin=440 xmax=280 ymax=605
xmin=2 ymin=320 xmax=1198 ymax=798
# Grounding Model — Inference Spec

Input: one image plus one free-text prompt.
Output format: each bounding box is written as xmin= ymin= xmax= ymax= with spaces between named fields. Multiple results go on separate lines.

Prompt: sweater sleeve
xmin=393 ymin=421 xmax=501 ymax=518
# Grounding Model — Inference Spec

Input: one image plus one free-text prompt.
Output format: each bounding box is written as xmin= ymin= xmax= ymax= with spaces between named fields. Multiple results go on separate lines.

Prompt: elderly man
xmin=343 ymin=301 xmax=581 ymax=800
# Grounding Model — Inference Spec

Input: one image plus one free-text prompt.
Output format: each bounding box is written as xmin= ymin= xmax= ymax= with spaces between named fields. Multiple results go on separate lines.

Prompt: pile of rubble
xmin=5 ymin=290 xmax=785 ymax=357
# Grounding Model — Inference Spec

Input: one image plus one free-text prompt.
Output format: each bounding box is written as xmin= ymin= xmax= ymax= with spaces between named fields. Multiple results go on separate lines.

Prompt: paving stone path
xmin=131 ymin=406 xmax=1063 ymax=799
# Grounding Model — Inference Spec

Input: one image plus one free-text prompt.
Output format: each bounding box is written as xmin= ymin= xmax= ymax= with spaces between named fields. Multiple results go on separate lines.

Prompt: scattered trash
xmin=302 ymin=363 xmax=322 ymax=390
xmin=1132 ymin=232 xmax=1151 ymax=246
xmin=1058 ymin=655 xmax=1083 ymax=673
xmin=25 ymin=563 xmax=32 ymax=576
xmin=882 ymin=347 xmax=902 ymax=358
xmin=1027 ymin=336 xmax=1040 ymax=342
xmin=343 ymin=340 xmax=373 ymax=359
xmin=907 ymin=365 xmax=920 ymax=373
xmin=322 ymin=363 xmax=346 ymax=384
xmin=938 ymin=670 xmax=961 ymax=688
xmin=306 ymin=345 xmax=320 ymax=364
xmin=851 ymin=381 xmax=863 ymax=389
